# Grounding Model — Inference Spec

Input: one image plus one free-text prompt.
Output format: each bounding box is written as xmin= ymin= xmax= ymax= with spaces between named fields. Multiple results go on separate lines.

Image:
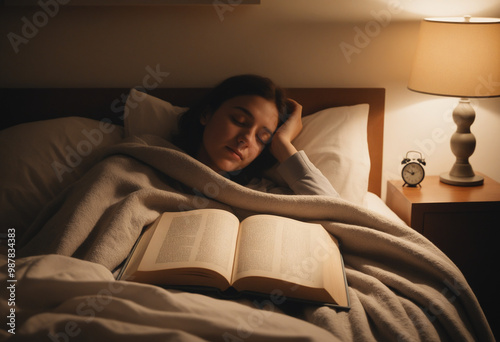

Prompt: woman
xmin=173 ymin=74 xmax=339 ymax=197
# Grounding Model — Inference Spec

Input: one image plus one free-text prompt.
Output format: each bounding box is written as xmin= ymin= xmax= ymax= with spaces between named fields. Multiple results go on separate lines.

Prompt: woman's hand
xmin=270 ymin=99 xmax=303 ymax=163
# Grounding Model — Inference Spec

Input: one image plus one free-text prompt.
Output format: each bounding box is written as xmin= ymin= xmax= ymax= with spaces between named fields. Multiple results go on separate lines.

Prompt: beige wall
xmin=1 ymin=0 xmax=499 ymax=196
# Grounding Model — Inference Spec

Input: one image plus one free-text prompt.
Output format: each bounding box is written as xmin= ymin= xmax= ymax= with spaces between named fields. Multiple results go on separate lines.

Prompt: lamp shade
xmin=408 ymin=17 xmax=500 ymax=98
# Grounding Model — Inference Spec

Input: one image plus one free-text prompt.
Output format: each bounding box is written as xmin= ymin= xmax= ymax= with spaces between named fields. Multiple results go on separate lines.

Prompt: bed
xmin=0 ymin=86 xmax=494 ymax=341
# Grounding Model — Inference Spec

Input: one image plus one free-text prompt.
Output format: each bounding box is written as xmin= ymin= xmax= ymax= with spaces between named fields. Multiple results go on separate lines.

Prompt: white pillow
xmin=293 ymin=104 xmax=370 ymax=204
xmin=264 ymin=104 xmax=371 ymax=204
xmin=122 ymin=89 xmax=370 ymax=204
xmin=0 ymin=117 xmax=124 ymax=238
xmin=124 ymin=88 xmax=187 ymax=139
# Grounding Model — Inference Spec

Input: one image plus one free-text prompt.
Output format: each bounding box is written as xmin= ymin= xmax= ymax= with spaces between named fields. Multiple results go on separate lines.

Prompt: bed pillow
xmin=124 ymin=88 xmax=187 ymax=139
xmin=0 ymin=117 xmax=124 ymax=238
xmin=265 ymin=104 xmax=371 ymax=205
xmin=122 ymin=89 xmax=370 ymax=204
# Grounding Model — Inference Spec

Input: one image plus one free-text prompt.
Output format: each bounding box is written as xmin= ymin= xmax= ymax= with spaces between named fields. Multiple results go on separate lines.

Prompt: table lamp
xmin=408 ymin=16 xmax=500 ymax=186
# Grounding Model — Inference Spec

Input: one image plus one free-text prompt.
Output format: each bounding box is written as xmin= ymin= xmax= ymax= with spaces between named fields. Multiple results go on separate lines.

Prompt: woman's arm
xmin=276 ymin=151 xmax=340 ymax=197
xmin=270 ymin=99 xmax=339 ymax=197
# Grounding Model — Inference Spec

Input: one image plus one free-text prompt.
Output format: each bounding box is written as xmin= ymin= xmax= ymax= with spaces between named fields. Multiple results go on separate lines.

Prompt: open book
xmin=118 ymin=209 xmax=349 ymax=308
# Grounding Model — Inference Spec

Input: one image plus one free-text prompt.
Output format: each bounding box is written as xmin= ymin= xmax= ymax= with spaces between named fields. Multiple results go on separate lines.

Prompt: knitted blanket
xmin=9 ymin=135 xmax=493 ymax=341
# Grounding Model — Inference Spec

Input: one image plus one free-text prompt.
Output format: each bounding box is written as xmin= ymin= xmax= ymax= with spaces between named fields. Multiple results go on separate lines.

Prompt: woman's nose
xmin=237 ymin=129 xmax=253 ymax=148
xmin=237 ymin=135 xmax=248 ymax=148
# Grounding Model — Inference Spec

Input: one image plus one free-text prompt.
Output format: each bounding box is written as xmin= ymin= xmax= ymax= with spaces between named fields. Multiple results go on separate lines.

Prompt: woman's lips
xmin=226 ymin=146 xmax=243 ymax=160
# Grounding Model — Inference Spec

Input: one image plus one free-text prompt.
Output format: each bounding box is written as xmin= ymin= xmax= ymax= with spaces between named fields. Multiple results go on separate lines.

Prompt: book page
xmin=232 ymin=215 xmax=338 ymax=289
xmin=138 ymin=209 xmax=240 ymax=281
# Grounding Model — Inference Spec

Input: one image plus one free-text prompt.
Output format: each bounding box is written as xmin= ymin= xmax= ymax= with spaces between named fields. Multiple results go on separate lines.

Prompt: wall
xmin=1 ymin=0 xmax=499 ymax=198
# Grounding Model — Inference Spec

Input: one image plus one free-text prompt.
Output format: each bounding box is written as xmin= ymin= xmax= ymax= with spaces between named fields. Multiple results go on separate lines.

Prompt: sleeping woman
xmin=18 ymin=74 xmax=340 ymax=271
xmin=172 ymin=74 xmax=339 ymax=198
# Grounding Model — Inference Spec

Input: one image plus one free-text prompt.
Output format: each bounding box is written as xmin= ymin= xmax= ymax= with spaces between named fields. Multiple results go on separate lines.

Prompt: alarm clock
xmin=401 ymin=151 xmax=426 ymax=187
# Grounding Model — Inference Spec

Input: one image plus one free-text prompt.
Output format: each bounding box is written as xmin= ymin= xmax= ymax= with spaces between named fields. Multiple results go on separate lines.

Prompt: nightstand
xmin=386 ymin=174 xmax=500 ymax=338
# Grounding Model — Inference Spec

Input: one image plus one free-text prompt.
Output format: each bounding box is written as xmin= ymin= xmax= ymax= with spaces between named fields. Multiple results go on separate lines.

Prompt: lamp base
xmin=439 ymin=98 xmax=484 ymax=187
xmin=440 ymin=172 xmax=484 ymax=186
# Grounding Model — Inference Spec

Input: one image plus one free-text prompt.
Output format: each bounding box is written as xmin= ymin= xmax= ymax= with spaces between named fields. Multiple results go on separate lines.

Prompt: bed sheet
xmin=362 ymin=192 xmax=405 ymax=225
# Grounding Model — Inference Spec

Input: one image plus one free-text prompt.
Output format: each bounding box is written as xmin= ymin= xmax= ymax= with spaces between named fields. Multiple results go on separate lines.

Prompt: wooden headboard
xmin=0 ymin=87 xmax=385 ymax=195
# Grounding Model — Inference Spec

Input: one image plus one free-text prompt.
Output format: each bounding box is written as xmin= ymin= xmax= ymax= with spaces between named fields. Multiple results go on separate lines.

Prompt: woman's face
xmin=197 ymin=95 xmax=279 ymax=173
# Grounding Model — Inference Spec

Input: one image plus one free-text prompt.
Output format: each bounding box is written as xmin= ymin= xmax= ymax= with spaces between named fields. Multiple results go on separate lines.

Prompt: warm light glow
xmin=425 ymin=17 xmax=500 ymax=23
xmin=400 ymin=0 xmax=500 ymax=19
xmin=408 ymin=17 xmax=500 ymax=98
xmin=407 ymin=16 xmax=500 ymax=186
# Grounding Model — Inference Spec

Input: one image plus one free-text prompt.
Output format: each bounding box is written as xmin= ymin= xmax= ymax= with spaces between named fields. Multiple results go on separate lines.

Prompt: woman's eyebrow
xmin=234 ymin=106 xmax=254 ymax=118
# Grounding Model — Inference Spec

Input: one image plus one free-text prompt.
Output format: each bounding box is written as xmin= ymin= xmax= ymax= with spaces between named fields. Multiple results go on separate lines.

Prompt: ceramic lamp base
xmin=440 ymin=172 xmax=484 ymax=186
xmin=440 ymin=98 xmax=484 ymax=187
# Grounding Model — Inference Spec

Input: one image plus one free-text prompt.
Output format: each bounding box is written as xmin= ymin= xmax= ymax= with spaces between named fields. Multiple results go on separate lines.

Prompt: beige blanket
xmin=5 ymin=135 xmax=494 ymax=341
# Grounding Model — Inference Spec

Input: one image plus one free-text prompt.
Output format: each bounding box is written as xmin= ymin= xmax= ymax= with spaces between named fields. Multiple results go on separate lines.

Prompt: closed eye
xmin=231 ymin=106 xmax=274 ymax=145
xmin=231 ymin=115 xmax=248 ymax=126
xmin=257 ymin=129 xmax=273 ymax=145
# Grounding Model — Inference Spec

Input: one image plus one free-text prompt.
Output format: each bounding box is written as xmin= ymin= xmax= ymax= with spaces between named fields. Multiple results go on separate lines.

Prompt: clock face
xmin=402 ymin=162 xmax=425 ymax=186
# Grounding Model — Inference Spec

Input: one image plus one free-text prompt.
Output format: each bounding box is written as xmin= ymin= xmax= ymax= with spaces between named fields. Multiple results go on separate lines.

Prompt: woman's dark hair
xmin=172 ymin=74 xmax=288 ymax=184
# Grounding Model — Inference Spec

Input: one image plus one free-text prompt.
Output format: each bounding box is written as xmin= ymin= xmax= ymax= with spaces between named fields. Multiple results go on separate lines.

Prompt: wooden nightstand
xmin=386 ymin=174 xmax=500 ymax=338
